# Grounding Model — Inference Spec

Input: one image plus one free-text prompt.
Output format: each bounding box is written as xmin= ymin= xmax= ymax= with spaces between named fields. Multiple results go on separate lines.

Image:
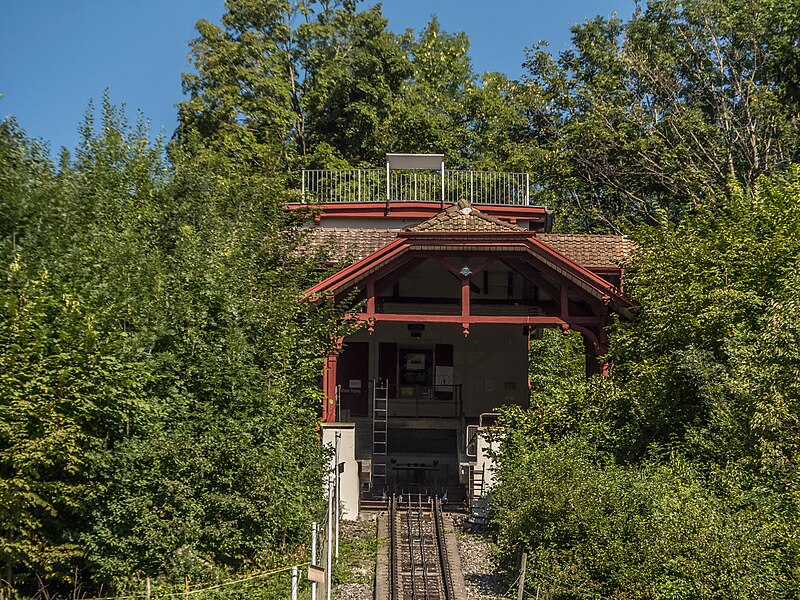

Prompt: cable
xmin=75 ymin=564 xmax=301 ymax=600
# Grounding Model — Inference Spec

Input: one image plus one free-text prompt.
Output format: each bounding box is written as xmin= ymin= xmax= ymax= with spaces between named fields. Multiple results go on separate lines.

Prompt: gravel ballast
xmin=453 ymin=515 xmax=504 ymax=600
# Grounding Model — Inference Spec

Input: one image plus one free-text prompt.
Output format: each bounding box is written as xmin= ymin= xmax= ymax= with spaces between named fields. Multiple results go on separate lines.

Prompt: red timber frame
xmin=306 ymin=230 xmax=633 ymax=422
xmin=285 ymin=201 xmax=551 ymax=229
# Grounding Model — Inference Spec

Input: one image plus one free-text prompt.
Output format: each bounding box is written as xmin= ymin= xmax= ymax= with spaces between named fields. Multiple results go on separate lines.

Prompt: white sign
xmin=435 ymin=366 xmax=453 ymax=386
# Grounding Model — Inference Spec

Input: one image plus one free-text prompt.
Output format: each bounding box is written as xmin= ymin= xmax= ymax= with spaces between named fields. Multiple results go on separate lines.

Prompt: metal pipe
xmin=291 ymin=566 xmax=299 ymax=600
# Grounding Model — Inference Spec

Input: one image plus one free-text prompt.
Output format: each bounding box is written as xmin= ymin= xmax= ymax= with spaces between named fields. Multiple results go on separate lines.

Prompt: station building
xmin=293 ymin=154 xmax=634 ymax=516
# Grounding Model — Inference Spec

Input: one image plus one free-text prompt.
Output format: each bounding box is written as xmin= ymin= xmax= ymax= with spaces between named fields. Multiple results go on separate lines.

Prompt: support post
xmin=323 ymin=353 xmax=339 ymax=423
xmin=291 ymin=566 xmax=299 ymax=600
xmin=441 ymin=162 xmax=446 ymax=207
xmin=145 ymin=577 xmax=151 ymax=600
xmin=385 ymin=160 xmax=391 ymax=215
xmin=366 ymin=279 xmax=375 ymax=317
xmin=461 ymin=277 xmax=471 ymax=319
xmin=461 ymin=275 xmax=471 ymax=337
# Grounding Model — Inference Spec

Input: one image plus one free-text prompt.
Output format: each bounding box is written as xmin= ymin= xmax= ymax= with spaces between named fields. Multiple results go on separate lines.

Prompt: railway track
xmin=388 ymin=494 xmax=455 ymax=600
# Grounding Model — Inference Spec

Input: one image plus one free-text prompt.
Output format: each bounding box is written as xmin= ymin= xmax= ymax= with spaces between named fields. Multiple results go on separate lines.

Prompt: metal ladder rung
xmin=372 ymin=380 xmax=390 ymax=490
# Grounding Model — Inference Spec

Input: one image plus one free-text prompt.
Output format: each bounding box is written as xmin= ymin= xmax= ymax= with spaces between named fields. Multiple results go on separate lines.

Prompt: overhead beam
xmin=354 ymin=313 xmax=602 ymax=326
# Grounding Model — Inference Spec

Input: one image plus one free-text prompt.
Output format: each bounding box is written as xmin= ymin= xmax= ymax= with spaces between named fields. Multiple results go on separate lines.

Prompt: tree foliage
xmin=0 ymin=97 xmax=347 ymax=596
xmin=492 ymin=168 xmax=800 ymax=597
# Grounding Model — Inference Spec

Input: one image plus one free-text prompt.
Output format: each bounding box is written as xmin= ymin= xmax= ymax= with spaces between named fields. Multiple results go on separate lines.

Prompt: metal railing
xmin=301 ymin=169 xmax=531 ymax=205
xmin=377 ymin=384 xmax=462 ymax=419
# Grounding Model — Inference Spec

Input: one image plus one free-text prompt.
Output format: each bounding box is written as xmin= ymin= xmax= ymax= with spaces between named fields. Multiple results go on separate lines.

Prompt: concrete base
xmin=321 ymin=423 xmax=360 ymax=520
xmin=374 ymin=513 xmax=390 ymax=600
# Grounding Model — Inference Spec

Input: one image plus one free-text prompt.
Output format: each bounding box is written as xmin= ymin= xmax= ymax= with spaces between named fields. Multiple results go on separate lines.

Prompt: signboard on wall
xmin=405 ymin=352 xmax=426 ymax=371
xmin=435 ymin=366 xmax=453 ymax=386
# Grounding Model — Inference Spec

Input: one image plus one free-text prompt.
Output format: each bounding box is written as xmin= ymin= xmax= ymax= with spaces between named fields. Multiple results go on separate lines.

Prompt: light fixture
xmin=460 ymin=266 xmax=472 ymax=277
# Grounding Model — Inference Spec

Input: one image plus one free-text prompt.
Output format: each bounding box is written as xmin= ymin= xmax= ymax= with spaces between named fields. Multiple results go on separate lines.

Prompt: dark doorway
xmin=336 ymin=341 xmax=369 ymax=417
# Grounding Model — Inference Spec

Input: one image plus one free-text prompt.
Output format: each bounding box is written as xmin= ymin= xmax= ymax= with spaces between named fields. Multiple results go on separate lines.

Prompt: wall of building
xmin=346 ymin=321 xmax=529 ymax=417
xmin=318 ymin=217 xmax=536 ymax=230
xmin=319 ymin=217 xmax=417 ymax=229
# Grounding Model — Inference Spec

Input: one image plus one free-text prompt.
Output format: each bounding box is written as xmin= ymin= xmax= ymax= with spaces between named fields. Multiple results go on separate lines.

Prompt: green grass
xmin=332 ymin=522 xmax=378 ymax=588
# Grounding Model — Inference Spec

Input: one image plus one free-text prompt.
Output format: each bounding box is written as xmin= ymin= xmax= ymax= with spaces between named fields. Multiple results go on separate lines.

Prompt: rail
xmin=301 ymin=169 xmax=531 ymax=205
xmin=389 ymin=494 xmax=455 ymax=600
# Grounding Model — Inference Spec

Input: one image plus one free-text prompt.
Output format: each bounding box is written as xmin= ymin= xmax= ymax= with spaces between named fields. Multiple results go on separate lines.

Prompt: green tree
xmin=492 ymin=167 xmax=800 ymax=597
xmin=506 ymin=0 xmax=800 ymax=231
xmin=0 ymin=104 xmax=160 ymax=590
xmin=387 ymin=16 xmax=476 ymax=165
xmin=300 ymin=3 xmax=409 ymax=165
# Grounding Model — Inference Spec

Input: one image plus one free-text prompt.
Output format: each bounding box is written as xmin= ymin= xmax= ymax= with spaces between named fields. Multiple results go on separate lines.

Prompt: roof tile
xmin=409 ymin=199 xmax=524 ymax=232
xmin=301 ymin=227 xmax=634 ymax=268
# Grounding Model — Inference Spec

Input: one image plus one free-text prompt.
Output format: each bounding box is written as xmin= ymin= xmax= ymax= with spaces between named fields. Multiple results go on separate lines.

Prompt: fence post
xmin=335 ymin=431 xmax=341 ymax=559
xmin=145 ymin=577 xmax=151 ymax=600
xmin=385 ymin=160 xmax=391 ymax=215
xmin=311 ymin=522 xmax=318 ymax=600
xmin=440 ymin=163 xmax=445 ymax=207
xmin=517 ymin=550 xmax=527 ymax=600
xmin=326 ymin=475 xmax=333 ymax=600
xmin=291 ymin=566 xmax=299 ymax=600
xmin=470 ymin=171 xmax=474 ymax=202
xmin=526 ymin=172 xmax=530 ymax=205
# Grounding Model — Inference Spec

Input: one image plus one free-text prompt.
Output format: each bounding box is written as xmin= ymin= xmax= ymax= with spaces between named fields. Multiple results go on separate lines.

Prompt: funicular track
xmin=388 ymin=494 xmax=455 ymax=600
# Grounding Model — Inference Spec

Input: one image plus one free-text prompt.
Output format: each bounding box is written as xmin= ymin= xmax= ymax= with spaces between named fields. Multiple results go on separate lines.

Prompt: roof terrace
xmin=300 ymin=153 xmax=532 ymax=207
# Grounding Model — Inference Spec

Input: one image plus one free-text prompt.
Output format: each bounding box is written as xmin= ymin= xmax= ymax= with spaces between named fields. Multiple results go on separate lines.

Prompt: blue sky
xmin=0 ymin=0 xmax=635 ymax=156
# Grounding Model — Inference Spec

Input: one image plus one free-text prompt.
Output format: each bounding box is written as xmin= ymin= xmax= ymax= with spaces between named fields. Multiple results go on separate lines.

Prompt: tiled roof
xmin=303 ymin=228 xmax=400 ymax=263
xmin=302 ymin=227 xmax=634 ymax=269
xmin=409 ymin=199 xmax=524 ymax=232
xmin=537 ymin=234 xmax=635 ymax=268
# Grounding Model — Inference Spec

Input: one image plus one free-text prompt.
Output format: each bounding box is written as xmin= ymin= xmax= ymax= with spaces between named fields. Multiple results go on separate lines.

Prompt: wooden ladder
xmin=372 ymin=380 xmax=389 ymax=493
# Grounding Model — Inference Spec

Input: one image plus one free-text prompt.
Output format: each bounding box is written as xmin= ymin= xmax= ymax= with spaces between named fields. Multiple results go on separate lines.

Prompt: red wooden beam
xmin=285 ymin=201 xmax=550 ymax=226
xmin=355 ymin=313 xmax=601 ymax=325
xmin=323 ymin=353 xmax=338 ymax=422
xmin=461 ymin=275 xmax=471 ymax=335
xmin=366 ymin=278 xmax=375 ymax=316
